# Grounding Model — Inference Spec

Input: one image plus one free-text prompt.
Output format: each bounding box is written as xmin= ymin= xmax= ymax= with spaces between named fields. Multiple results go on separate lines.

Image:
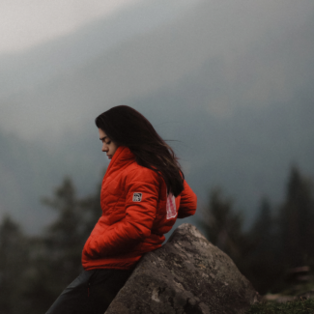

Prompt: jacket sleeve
xmin=177 ymin=180 xmax=197 ymax=218
xmin=84 ymin=168 xmax=159 ymax=257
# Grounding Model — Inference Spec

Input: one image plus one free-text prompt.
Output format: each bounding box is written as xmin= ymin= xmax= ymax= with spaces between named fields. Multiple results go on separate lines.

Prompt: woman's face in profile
xmin=98 ymin=128 xmax=118 ymax=160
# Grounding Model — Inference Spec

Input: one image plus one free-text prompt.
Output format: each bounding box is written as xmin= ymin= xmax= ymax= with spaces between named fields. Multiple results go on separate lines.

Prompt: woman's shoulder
xmin=124 ymin=162 xmax=161 ymax=184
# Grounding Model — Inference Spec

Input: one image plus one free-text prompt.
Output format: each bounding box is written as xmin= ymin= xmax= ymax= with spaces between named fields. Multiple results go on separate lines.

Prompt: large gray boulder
xmin=106 ymin=223 xmax=259 ymax=314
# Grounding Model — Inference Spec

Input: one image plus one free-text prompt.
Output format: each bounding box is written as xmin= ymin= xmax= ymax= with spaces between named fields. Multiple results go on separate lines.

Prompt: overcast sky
xmin=0 ymin=0 xmax=142 ymax=53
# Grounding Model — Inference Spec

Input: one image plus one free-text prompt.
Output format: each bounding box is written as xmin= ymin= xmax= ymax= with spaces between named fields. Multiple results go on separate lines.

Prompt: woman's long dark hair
xmin=95 ymin=105 xmax=184 ymax=196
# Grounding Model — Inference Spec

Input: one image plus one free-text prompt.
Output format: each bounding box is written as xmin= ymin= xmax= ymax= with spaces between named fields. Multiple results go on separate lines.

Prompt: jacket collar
xmin=105 ymin=146 xmax=135 ymax=178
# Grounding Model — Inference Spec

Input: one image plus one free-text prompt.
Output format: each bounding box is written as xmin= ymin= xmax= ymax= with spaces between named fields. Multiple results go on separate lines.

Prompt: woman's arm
xmin=84 ymin=168 xmax=160 ymax=258
xmin=177 ymin=180 xmax=197 ymax=218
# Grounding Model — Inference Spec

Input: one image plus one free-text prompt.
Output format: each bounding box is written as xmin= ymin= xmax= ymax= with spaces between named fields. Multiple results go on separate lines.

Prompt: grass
xmin=246 ymin=298 xmax=314 ymax=314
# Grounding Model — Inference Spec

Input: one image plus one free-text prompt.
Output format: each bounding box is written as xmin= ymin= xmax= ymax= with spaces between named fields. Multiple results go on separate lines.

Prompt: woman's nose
xmin=102 ymin=143 xmax=108 ymax=152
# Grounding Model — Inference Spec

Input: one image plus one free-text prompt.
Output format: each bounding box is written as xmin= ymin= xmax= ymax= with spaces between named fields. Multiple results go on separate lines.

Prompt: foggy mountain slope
xmin=1 ymin=0 xmax=314 ymax=231
xmin=2 ymin=94 xmax=313 ymax=231
xmin=0 ymin=127 xmax=107 ymax=232
xmin=0 ymin=0 xmax=197 ymax=98
xmin=125 ymin=8 xmax=314 ymax=214
xmin=0 ymin=130 xmax=54 ymax=228
xmin=2 ymin=0 xmax=313 ymax=140
xmin=2 ymin=91 xmax=313 ymax=231
xmin=129 ymin=79 xmax=314 ymax=221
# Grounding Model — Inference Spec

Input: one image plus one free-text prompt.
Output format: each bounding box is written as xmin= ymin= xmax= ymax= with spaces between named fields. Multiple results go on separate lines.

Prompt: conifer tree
xmin=23 ymin=176 xmax=102 ymax=314
xmin=42 ymin=177 xmax=90 ymax=287
xmin=201 ymin=187 xmax=246 ymax=266
xmin=0 ymin=174 xmax=103 ymax=313
xmin=249 ymin=198 xmax=275 ymax=254
xmin=0 ymin=216 xmax=29 ymax=314
xmin=246 ymin=198 xmax=282 ymax=293
xmin=279 ymin=166 xmax=314 ymax=268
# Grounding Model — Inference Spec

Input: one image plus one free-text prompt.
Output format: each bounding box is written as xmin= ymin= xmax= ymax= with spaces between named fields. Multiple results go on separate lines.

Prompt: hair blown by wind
xmin=95 ymin=105 xmax=184 ymax=196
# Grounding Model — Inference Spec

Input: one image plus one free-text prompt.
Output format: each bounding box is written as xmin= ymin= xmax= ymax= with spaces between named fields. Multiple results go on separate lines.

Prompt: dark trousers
xmin=46 ymin=268 xmax=132 ymax=314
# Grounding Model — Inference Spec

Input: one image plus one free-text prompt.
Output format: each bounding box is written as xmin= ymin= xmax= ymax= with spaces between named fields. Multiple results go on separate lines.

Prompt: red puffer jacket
xmin=82 ymin=146 xmax=197 ymax=270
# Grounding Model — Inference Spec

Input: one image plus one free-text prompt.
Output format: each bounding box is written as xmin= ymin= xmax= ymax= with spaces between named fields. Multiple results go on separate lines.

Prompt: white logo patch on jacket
xmin=166 ymin=192 xmax=177 ymax=219
xmin=133 ymin=193 xmax=142 ymax=202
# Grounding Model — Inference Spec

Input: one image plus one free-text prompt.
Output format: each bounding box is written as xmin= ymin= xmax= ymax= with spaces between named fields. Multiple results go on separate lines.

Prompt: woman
xmin=46 ymin=105 xmax=197 ymax=314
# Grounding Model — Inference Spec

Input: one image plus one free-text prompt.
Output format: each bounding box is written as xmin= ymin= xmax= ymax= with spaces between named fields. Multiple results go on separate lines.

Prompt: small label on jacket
xmin=133 ymin=192 xmax=142 ymax=202
xmin=166 ymin=192 xmax=177 ymax=219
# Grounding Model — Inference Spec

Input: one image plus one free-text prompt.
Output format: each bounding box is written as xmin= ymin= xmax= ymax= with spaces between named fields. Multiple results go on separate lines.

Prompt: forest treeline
xmin=0 ymin=166 xmax=314 ymax=313
xmin=201 ymin=165 xmax=314 ymax=295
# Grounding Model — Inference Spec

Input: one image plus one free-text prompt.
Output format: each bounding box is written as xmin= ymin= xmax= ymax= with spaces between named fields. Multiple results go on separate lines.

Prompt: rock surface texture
xmin=105 ymin=223 xmax=259 ymax=314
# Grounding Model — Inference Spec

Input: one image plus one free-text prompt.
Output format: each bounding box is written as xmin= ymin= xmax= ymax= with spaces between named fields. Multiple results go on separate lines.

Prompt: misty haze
xmin=1 ymin=1 xmax=314 ymax=313
xmin=0 ymin=0 xmax=313 ymax=235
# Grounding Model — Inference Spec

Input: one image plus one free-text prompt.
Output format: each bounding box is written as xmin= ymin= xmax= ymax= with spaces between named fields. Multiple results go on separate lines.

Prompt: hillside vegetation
xmin=1 ymin=165 xmax=314 ymax=313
